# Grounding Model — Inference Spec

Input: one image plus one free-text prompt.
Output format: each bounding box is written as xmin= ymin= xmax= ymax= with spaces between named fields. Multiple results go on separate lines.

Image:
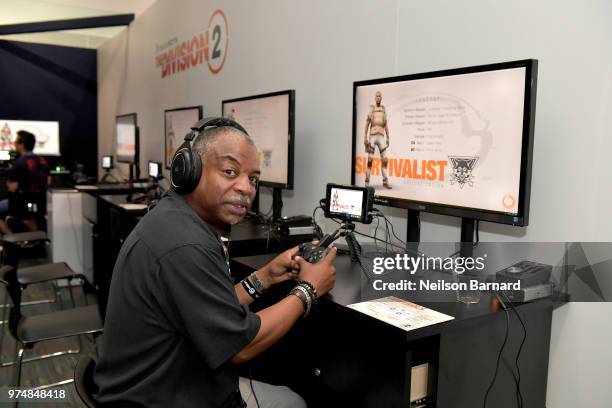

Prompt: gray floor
xmin=0 ymin=247 xmax=101 ymax=407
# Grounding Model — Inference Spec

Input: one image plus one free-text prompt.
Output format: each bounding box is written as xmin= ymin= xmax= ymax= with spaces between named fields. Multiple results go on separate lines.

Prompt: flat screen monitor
xmin=222 ymin=90 xmax=295 ymax=189
xmin=0 ymin=119 xmax=60 ymax=155
xmin=115 ymin=113 xmax=139 ymax=164
xmin=0 ymin=150 xmax=11 ymax=162
xmin=101 ymin=155 xmax=113 ymax=169
xmin=352 ymin=59 xmax=537 ymax=226
xmin=148 ymin=161 xmax=161 ymax=179
xmin=325 ymin=184 xmax=374 ymax=224
xmin=164 ymin=106 xmax=203 ymax=169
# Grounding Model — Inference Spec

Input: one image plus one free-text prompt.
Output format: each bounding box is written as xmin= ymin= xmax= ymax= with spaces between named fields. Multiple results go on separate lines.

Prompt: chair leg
xmin=0 ymin=290 xmax=7 ymax=357
xmin=68 ymin=279 xmax=76 ymax=308
xmin=15 ymin=346 xmax=25 ymax=387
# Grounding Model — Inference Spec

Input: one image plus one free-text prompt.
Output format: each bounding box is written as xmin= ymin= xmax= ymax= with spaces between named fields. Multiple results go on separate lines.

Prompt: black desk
xmin=231 ymin=254 xmax=555 ymax=408
xmin=89 ymin=194 xmax=148 ymax=317
xmin=88 ymin=199 xmax=313 ymax=318
xmin=226 ymin=219 xmax=313 ymax=257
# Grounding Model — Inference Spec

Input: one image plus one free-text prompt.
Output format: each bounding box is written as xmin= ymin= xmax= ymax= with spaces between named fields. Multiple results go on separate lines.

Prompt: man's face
xmin=13 ymin=138 xmax=24 ymax=153
xmin=188 ymin=131 xmax=260 ymax=228
xmin=375 ymin=92 xmax=382 ymax=106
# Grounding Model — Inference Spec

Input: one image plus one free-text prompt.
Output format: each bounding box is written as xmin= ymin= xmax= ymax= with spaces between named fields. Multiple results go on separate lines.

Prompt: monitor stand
xmin=128 ymin=163 xmax=140 ymax=184
xmin=406 ymin=209 xmax=420 ymax=254
xmin=250 ymin=188 xmax=260 ymax=214
xmin=272 ymin=188 xmax=283 ymax=221
xmin=459 ymin=217 xmax=475 ymax=258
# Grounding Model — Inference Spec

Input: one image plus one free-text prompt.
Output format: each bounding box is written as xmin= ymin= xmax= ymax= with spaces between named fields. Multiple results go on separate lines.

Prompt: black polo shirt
xmin=95 ymin=190 xmax=260 ymax=407
xmin=9 ymin=152 xmax=49 ymax=193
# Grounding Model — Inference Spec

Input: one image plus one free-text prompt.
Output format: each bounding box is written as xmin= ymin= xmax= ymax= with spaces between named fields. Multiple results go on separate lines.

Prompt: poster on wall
xmin=353 ymin=67 xmax=527 ymax=215
xmin=0 ymin=119 xmax=60 ymax=155
xmin=164 ymin=107 xmax=202 ymax=168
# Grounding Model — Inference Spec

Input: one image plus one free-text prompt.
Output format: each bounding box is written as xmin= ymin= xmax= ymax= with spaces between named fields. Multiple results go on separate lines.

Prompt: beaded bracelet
xmin=289 ymin=286 xmax=311 ymax=317
xmin=297 ymin=280 xmax=318 ymax=305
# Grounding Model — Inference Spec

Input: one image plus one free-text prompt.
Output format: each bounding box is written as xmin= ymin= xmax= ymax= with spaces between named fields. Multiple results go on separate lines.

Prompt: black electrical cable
xmin=312 ymin=206 xmax=324 ymax=239
xmin=248 ymin=365 xmax=261 ymax=408
xmin=502 ymin=291 xmax=527 ymax=408
xmin=483 ymin=305 xmax=510 ymax=408
xmin=373 ymin=215 xmax=381 ymax=252
xmin=377 ymin=212 xmax=407 ymax=248
xmin=310 ymin=205 xmax=405 ymax=251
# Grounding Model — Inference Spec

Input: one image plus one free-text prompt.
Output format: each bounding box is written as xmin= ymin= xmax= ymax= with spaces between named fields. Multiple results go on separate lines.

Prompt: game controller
xmin=294 ymin=234 xmax=335 ymax=263
xmin=295 ymin=243 xmax=331 ymax=263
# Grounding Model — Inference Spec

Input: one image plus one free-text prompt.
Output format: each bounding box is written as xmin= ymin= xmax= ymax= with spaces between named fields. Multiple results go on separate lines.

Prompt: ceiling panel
xmin=0 ymin=0 xmax=155 ymax=48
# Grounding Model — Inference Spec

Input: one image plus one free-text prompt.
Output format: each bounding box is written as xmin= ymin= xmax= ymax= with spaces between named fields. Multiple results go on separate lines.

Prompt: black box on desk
xmin=275 ymin=215 xmax=314 ymax=236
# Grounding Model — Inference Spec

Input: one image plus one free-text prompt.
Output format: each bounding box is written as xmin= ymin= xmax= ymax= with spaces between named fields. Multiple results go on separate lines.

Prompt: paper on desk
xmin=119 ymin=203 xmax=148 ymax=210
xmin=347 ymin=296 xmax=454 ymax=332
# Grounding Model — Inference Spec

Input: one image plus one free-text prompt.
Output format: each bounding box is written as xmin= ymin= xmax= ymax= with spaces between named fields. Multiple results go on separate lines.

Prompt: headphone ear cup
xmin=171 ymin=147 xmax=191 ymax=194
xmin=171 ymin=146 xmax=203 ymax=194
xmin=191 ymin=150 xmax=202 ymax=191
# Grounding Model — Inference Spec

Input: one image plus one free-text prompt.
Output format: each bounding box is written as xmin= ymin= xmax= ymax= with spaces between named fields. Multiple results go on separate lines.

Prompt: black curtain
xmin=0 ymin=39 xmax=97 ymax=176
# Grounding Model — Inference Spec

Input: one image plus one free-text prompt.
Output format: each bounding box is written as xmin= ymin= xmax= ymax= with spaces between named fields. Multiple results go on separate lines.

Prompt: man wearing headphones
xmin=95 ymin=118 xmax=337 ymax=407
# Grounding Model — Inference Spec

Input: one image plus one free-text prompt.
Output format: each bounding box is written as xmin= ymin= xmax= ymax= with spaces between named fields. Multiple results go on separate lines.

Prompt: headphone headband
xmin=182 ymin=117 xmax=249 ymax=142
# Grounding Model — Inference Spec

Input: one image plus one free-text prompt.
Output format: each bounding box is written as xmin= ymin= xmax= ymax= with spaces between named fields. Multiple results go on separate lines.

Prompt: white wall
xmin=98 ymin=1 xmax=612 ymax=406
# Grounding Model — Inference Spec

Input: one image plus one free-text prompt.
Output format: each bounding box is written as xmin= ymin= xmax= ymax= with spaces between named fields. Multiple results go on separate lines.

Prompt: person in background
xmin=0 ymin=130 xmax=50 ymax=234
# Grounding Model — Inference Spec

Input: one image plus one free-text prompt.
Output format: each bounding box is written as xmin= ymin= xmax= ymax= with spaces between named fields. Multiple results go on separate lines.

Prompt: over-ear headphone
xmin=170 ymin=116 xmax=248 ymax=194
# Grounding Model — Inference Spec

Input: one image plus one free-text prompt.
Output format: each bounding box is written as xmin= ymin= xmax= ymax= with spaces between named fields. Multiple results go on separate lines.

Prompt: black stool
xmin=0 ymin=265 xmax=103 ymax=389
xmin=74 ymin=355 xmax=98 ymax=407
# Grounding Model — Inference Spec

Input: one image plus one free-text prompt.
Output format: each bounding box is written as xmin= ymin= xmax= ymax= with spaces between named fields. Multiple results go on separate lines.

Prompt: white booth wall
xmin=97 ymin=1 xmax=612 ymax=406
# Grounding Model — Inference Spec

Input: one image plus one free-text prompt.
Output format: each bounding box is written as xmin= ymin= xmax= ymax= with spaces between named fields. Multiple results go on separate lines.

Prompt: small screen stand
xmin=100 ymin=168 xmax=119 ymax=184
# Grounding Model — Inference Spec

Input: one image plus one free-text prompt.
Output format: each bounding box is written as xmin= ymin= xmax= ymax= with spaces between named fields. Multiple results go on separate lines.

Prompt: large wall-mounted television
xmin=222 ymin=90 xmax=295 ymax=189
xmin=164 ymin=106 xmax=203 ymax=169
xmin=352 ymin=59 xmax=537 ymax=226
xmin=115 ymin=113 xmax=139 ymax=164
xmin=0 ymin=119 xmax=60 ymax=155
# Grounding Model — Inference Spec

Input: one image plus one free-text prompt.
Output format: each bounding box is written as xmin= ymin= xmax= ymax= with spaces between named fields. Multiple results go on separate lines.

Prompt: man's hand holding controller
xmin=288 ymin=237 xmax=337 ymax=316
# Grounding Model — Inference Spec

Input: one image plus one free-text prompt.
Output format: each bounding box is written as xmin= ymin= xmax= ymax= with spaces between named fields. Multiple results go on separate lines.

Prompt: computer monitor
xmin=222 ymin=90 xmax=295 ymax=189
xmin=115 ymin=113 xmax=139 ymax=164
xmin=0 ymin=150 xmax=11 ymax=162
xmin=102 ymin=155 xmax=113 ymax=170
xmin=0 ymin=119 xmax=60 ymax=155
xmin=352 ymin=59 xmax=537 ymax=227
xmin=148 ymin=161 xmax=161 ymax=179
xmin=164 ymin=106 xmax=203 ymax=169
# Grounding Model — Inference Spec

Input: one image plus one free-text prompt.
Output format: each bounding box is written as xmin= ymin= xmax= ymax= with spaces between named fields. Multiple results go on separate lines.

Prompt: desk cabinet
xmin=233 ymin=255 xmax=553 ymax=408
xmin=47 ymin=189 xmax=86 ymax=278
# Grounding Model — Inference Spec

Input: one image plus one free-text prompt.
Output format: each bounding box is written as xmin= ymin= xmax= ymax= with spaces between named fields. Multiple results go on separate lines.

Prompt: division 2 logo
xmin=155 ymin=9 xmax=228 ymax=78
xmin=448 ymin=156 xmax=478 ymax=188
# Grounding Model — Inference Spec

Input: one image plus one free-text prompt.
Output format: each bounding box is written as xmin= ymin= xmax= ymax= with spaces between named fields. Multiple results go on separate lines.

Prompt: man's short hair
xmin=16 ymin=130 xmax=36 ymax=151
xmin=192 ymin=126 xmax=255 ymax=162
